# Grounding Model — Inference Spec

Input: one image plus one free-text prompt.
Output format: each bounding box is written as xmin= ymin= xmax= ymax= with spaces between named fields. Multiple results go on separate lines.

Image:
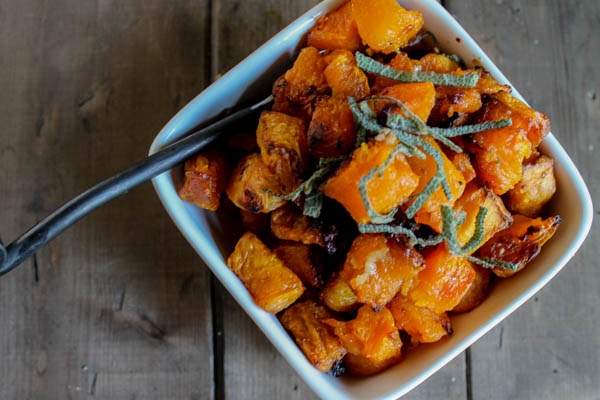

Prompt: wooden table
xmin=1 ymin=0 xmax=598 ymax=398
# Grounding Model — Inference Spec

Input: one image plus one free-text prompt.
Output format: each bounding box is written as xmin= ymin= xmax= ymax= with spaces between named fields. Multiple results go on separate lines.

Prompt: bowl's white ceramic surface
xmin=149 ymin=1 xmax=593 ymax=398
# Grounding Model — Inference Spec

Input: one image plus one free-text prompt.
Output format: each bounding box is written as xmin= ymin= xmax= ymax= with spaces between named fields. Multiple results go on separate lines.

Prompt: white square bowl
xmin=149 ymin=1 xmax=593 ymax=398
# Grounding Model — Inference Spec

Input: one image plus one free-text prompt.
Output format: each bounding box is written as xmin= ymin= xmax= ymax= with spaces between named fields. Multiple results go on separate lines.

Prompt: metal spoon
xmin=0 ymin=95 xmax=273 ymax=277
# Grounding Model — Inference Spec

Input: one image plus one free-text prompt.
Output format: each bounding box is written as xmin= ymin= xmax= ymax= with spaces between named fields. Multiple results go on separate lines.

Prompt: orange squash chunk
xmin=453 ymin=181 xmax=513 ymax=253
xmin=452 ymin=153 xmax=476 ymax=183
xmin=322 ymin=137 xmax=419 ymax=224
xmin=321 ymin=274 xmax=359 ymax=313
xmin=272 ymin=47 xmax=329 ymax=120
xmin=178 ymin=147 xmax=229 ymax=211
xmin=505 ymin=155 xmax=556 ymax=217
xmin=494 ymin=91 xmax=551 ymax=147
xmin=388 ymin=295 xmax=451 ymax=343
xmin=452 ymin=264 xmax=491 ymax=313
xmin=467 ymin=96 xmax=534 ymax=195
xmin=239 ymin=209 xmax=270 ymax=234
xmin=351 ymin=0 xmax=423 ymax=54
xmin=377 ymin=82 xmax=436 ymax=122
xmin=307 ymin=1 xmax=361 ymax=52
xmin=307 ymin=97 xmax=356 ymax=158
xmin=280 ymin=301 xmax=347 ymax=372
xmin=273 ymin=242 xmax=326 ymax=288
xmin=324 ymin=49 xmax=370 ymax=100
xmin=405 ymin=138 xmax=466 ymax=233
xmin=325 ymin=305 xmax=402 ymax=376
xmin=409 ymin=244 xmax=476 ymax=313
xmin=256 ymin=111 xmax=308 ymax=193
xmin=340 ymin=234 xmax=425 ymax=308
xmin=419 ymin=53 xmax=461 ymax=73
xmin=227 ymin=232 xmax=304 ymax=313
xmin=270 ymin=204 xmax=326 ymax=248
xmin=429 ymin=86 xmax=482 ymax=124
xmin=474 ymin=70 xmax=511 ymax=95
xmin=477 ymin=214 xmax=561 ymax=278
xmin=226 ymin=153 xmax=286 ymax=213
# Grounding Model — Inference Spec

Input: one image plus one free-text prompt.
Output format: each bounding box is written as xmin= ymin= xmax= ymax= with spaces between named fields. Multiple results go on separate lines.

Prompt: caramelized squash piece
xmin=452 ymin=153 xmax=476 ymax=183
xmin=323 ymin=136 xmax=419 ymax=224
xmin=377 ymin=82 xmax=436 ymax=122
xmin=429 ymin=86 xmax=482 ymax=125
xmin=324 ymin=49 xmax=370 ymax=100
xmin=388 ymin=295 xmax=451 ymax=343
xmin=307 ymin=2 xmax=361 ymax=52
xmin=452 ymin=264 xmax=491 ymax=313
xmin=239 ymin=209 xmax=270 ymax=234
xmin=226 ymin=153 xmax=286 ymax=213
xmin=474 ymin=70 xmax=511 ymax=95
xmin=494 ymin=91 xmax=551 ymax=147
xmin=256 ymin=111 xmax=308 ymax=193
xmin=326 ymin=305 xmax=402 ymax=376
xmin=409 ymin=244 xmax=476 ymax=313
xmin=340 ymin=234 xmax=425 ymax=308
xmin=321 ymin=274 xmax=359 ymax=313
xmin=478 ymin=214 xmax=561 ymax=278
xmin=419 ymin=53 xmax=461 ymax=73
xmin=271 ymin=204 xmax=326 ymax=248
xmin=178 ymin=148 xmax=230 ymax=211
xmin=272 ymin=47 xmax=329 ymax=120
xmin=227 ymin=232 xmax=304 ymax=313
xmin=453 ymin=181 xmax=513 ymax=253
xmin=467 ymin=96 xmax=534 ymax=195
xmin=273 ymin=242 xmax=326 ymax=288
xmin=280 ymin=300 xmax=347 ymax=372
xmin=505 ymin=155 xmax=556 ymax=217
xmin=351 ymin=0 xmax=423 ymax=54
xmin=307 ymin=97 xmax=356 ymax=158
xmin=405 ymin=137 xmax=466 ymax=233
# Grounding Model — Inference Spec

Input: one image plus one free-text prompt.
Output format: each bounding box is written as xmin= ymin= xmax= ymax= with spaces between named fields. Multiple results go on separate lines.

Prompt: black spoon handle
xmin=0 ymin=95 xmax=273 ymax=277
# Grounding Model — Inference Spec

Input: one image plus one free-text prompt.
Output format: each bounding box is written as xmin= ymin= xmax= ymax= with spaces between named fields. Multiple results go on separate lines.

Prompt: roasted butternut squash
xmin=377 ymin=82 xmax=436 ymax=122
xmin=388 ymin=294 xmax=452 ymax=343
xmin=307 ymin=96 xmax=356 ymax=158
xmin=321 ymin=274 xmax=359 ymax=313
xmin=324 ymin=49 xmax=370 ymax=100
xmin=280 ymin=300 xmax=347 ymax=372
xmin=451 ymin=264 xmax=491 ymax=313
xmin=270 ymin=204 xmax=326 ymax=248
xmin=178 ymin=147 xmax=229 ymax=211
xmin=477 ymin=214 xmax=561 ymax=278
xmin=307 ymin=1 xmax=361 ymax=52
xmin=505 ymin=155 xmax=556 ymax=217
xmin=227 ymin=232 xmax=304 ymax=313
xmin=273 ymin=241 xmax=326 ymax=288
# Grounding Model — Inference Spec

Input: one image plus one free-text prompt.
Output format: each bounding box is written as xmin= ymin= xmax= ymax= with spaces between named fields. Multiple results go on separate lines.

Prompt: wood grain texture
xmin=446 ymin=0 xmax=600 ymax=399
xmin=0 ymin=0 xmax=214 ymax=399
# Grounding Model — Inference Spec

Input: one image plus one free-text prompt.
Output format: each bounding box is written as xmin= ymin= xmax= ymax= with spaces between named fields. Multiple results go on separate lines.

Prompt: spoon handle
xmin=0 ymin=95 xmax=272 ymax=277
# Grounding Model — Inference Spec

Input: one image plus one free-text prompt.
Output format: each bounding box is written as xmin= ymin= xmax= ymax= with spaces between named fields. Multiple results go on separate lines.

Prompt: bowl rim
xmin=149 ymin=0 xmax=593 ymax=398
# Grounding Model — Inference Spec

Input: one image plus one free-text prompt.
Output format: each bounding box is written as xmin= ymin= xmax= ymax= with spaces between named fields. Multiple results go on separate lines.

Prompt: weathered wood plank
xmin=0 ymin=0 xmax=214 ymax=398
xmin=446 ymin=0 xmax=600 ymax=399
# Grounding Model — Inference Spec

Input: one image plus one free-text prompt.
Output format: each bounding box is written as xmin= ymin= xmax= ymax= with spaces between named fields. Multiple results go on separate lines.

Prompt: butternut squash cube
xmin=467 ymin=95 xmax=534 ymax=195
xmin=453 ymin=181 xmax=513 ymax=253
xmin=505 ymin=155 xmax=556 ymax=217
xmin=227 ymin=232 xmax=304 ymax=314
xmin=322 ymin=137 xmax=419 ymax=224
xmin=409 ymin=244 xmax=476 ymax=313
xmin=429 ymin=86 xmax=482 ymax=125
xmin=225 ymin=153 xmax=286 ymax=213
xmin=388 ymin=294 xmax=451 ymax=343
xmin=256 ymin=111 xmax=308 ymax=193
xmin=280 ymin=300 xmax=347 ymax=372
xmin=452 ymin=153 xmax=476 ymax=183
xmin=307 ymin=1 xmax=361 ymax=52
xmin=321 ymin=274 xmax=359 ymax=313
xmin=351 ymin=0 xmax=423 ymax=54
xmin=452 ymin=264 xmax=491 ymax=313
xmin=477 ymin=214 xmax=561 ymax=278
xmin=324 ymin=49 xmax=370 ymax=100
xmin=405 ymin=137 xmax=466 ymax=233
xmin=325 ymin=305 xmax=403 ymax=376
xmin=272 ymin=47 xmax=329 ymax=120
xmin=377 ymin=82 xmax=436 ymax=122
xmin=307 ymin=97 xmax=356 ymax=158
xmin=494 ymin=91 xmax=551 ymax=147
xmin=273 ymin=242 xmax=326 ymax=288
xmin=340 ymin=234 xmax=425 ymax=309
xmin=270 ymin=204 xmax=326 ymax=248
xmin=178 ymin=147 xmax=229 ymax=211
